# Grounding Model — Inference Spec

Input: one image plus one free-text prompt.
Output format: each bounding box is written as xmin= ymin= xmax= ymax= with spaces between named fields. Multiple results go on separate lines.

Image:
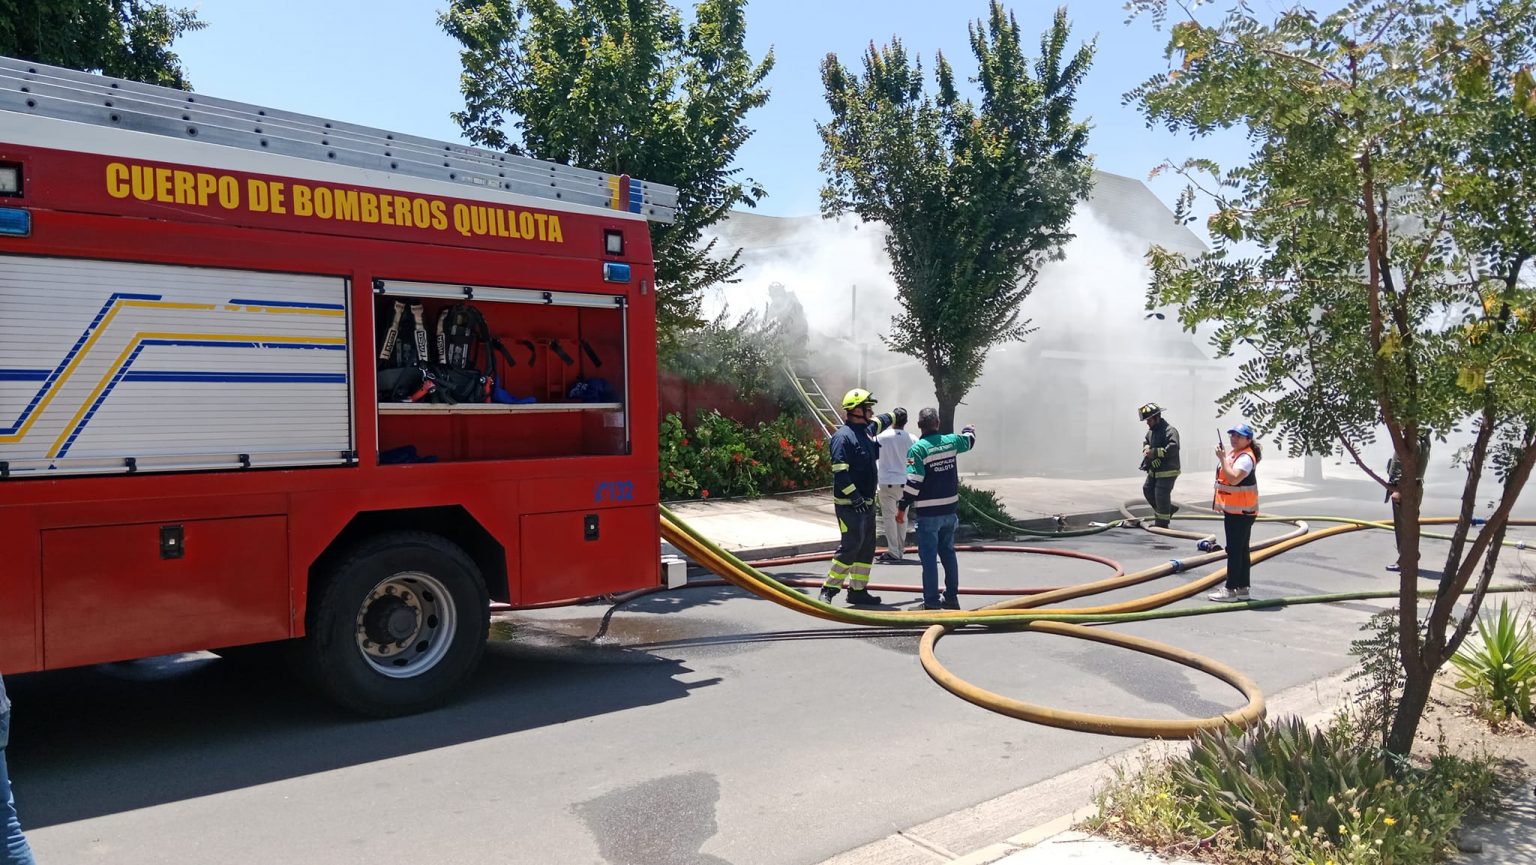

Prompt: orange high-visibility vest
xmin=1213 ymin=446 xmax=1258 ymax=514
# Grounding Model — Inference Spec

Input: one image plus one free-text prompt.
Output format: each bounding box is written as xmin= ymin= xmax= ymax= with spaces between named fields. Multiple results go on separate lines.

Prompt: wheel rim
xmin=354 ymin=570 xmax=457 ymax=678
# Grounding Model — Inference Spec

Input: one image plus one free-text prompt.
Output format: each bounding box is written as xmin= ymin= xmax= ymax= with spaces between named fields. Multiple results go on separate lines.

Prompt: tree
xmin=817 ymin=3 xmax=1094 ymax=431
xmin=440 ymin=0 xmax=773 ymax=350
xmin=1127 ymin=0 xmax=1536 ymax=761
xmin=665 ymin=305 xmax=797 ymax=405
xmin=0 ymin=0 xmax=205 ymax=89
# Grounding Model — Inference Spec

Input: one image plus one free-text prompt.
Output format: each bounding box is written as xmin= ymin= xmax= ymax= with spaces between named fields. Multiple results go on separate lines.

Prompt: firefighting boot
xmin=818 ymin=586 xmax=841 ymax=604
xmin=846 ymin=587 xmax=883 ymax=606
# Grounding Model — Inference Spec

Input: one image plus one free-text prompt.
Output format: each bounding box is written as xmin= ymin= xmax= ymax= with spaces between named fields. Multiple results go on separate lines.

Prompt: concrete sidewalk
xmin=662 ymin=471 xmax=1535 ymax=865
xmin=663 ymin=473 xmax=1165 ymax=561
xmin=662 ymin=469 xmax=1321 ymax=561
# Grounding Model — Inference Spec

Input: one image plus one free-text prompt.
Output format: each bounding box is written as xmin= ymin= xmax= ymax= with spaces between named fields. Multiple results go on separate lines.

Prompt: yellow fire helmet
xmin=841 ymin=388 xmax=878 ymax=411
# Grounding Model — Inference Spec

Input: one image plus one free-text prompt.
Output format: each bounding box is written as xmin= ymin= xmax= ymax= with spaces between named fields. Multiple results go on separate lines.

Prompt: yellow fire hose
xmin=657 ymin=506 xmax=1534 ymax=738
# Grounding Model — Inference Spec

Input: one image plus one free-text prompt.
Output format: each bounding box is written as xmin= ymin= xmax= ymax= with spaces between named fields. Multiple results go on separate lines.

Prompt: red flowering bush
xmin=659 ymin=411 xmax=830 ymax=500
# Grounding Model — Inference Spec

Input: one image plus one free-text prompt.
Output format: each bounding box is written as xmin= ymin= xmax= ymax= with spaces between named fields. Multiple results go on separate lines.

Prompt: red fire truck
xmin=0 ymin=58 xmax=676 ymax=715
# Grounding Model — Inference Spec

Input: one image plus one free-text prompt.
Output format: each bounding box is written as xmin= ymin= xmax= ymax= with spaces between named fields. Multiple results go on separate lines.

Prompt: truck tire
xmin=299 ymin=531 xmax=489 ymax=716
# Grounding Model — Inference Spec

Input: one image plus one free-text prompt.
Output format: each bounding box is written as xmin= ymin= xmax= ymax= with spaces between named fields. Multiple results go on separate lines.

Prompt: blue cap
xmin=1227 ymin=423 xmax=1255 ymax=439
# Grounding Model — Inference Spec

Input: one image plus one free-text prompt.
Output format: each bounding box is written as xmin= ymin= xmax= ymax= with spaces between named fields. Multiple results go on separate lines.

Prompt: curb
xmin=1012 ymin=509 xmax=1128 ymax=534
xmin=663 ymin=538 xmax=843 ymax=565
xmin=946 ymin=807 xmax=1098 ymax=865
xmin=664 ymin=507 xmax=1139 ymax=566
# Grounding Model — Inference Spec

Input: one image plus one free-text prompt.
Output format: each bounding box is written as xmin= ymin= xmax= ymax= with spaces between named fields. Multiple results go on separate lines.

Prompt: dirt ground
xmin=1421 ymin=674 xmax=1536 ymax=863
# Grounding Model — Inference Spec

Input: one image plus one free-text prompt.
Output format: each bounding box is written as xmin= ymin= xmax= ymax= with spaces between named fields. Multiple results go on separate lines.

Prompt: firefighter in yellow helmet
xmin=819 ymin=388 xmax=896 ymax=606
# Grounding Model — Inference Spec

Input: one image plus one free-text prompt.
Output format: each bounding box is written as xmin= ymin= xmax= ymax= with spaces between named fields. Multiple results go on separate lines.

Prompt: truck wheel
xmin=300 ymin=531 xmax=489 ymax=716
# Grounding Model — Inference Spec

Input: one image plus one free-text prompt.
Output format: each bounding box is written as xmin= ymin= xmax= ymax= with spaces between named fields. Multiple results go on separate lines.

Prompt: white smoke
xmin=706 ymin=206 xmax=1241 ymax=479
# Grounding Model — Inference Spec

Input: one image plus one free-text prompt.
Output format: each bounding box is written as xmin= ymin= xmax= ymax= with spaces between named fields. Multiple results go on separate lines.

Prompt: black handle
xmin=579 ymin=339 xmax=603 ymax=368
xmin=160 ymin=525 xmax=185 ymax=560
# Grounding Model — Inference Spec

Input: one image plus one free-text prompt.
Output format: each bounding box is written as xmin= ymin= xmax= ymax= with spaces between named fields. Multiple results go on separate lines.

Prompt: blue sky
xmin=174 ymin=1 xmax=1248 ymax=220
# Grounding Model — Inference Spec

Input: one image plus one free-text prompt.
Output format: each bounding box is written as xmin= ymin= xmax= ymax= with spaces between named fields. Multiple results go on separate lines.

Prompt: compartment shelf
xmin=377 ymin=402 xmax=622 ymax=415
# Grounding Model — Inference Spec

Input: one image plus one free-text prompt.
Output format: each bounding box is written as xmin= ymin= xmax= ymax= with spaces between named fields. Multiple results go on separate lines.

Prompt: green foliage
xmin=817 ymin=3 xmax=1094 ymax=431
xmin=1090 ymin=715 xmax=1501 ymax=865
xmin=440 ymin=0 xmax=774 ymax=347
xmin=956 ymin=482 xmax=1017 ymax=536
xmin=0 ymin=0 xmax=205 ymax=88
xmin=1346 ymin=608 xmax=1404 ymax=752
xmin=1087 ymin=758 xmax=1215 ymax=855
xmin=659 ymin=411 xmax=828 ymax=500
xmin=1448 ymin=599 xmax=1536 ymax=722
xmin=1126 ymin=0 xmax=1536 ymax=758
xmin=661 ymin=306 xmax=797 ymax=407
xmin=1127 ymin=0 xmax=1536 ymax=459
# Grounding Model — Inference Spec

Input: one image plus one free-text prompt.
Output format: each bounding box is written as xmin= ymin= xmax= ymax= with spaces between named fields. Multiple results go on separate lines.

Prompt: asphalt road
xmin=8 ymin=486 xmax=1534 ymax=865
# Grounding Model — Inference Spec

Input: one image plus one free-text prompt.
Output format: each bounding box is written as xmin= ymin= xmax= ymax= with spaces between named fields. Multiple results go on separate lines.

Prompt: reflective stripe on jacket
xmin=830 ymin=413 xmax=893 ymax=504
xmin=1140 ymin=418 xmax=1181 ymax=478
xmin=901 ymin=428 xmax=977 ymax=516
xmin=1213 ymin=446 xmax=1258 ymax=514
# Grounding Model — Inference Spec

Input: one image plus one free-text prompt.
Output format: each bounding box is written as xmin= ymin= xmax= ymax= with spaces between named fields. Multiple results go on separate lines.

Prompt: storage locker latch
xmin=160 ymin=525 xmax=185 ymax=560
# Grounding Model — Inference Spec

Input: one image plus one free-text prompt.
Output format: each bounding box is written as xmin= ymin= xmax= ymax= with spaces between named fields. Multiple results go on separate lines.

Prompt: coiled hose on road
xmin=656 ymin=506 xmax=1535 ymax=738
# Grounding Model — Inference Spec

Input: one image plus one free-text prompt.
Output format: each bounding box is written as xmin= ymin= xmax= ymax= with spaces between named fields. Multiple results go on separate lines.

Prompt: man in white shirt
xmin=875 ymin=408 xmax=915 ymax=563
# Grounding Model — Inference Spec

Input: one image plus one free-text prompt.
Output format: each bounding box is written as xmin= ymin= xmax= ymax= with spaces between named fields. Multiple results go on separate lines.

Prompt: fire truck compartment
xmin=42 ymin=515 xmax=290 ymax=668
xmin=519 ymin=506 xmax=658 ymax=603
xmin=373 ymin=279 xmax=630 ymax=462
xmin=0 ymin=255 xmax=353 ymax=479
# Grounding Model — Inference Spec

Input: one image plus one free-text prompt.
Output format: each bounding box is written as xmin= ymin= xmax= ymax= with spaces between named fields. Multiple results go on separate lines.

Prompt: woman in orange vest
xmin=1209 ymin=423 xmax=1262 ymax=602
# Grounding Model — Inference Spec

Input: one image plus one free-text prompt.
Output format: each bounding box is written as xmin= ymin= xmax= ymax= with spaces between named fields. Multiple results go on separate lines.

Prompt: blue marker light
xmin=0 ymin=207 xmax=31 ymax=237
xmin=603 ymin=262 xmax=632 ymax=283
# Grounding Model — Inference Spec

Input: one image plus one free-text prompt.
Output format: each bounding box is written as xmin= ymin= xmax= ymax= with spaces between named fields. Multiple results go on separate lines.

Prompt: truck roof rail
xmin=0 ymin=55 xmax=678 ymax=223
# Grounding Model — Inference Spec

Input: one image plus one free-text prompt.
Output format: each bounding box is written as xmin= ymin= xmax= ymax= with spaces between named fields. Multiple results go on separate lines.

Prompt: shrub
xmin=1089 ymin=714 xmax=1501 ymax=865
xmin=659 ymin=411 xmax=829 ymax=500
xmin=1448 ymin=599 xmax=1536 ymax=723
xmin=957 ymin=482 xmax=1018 ymax=536
xmin=747 ymin=414 xmax=831 ymax=494
xmin=1345 ymin=608 xmax=1403 ymax=752
xmin=660 ymin=308 xmax=799 ymax=408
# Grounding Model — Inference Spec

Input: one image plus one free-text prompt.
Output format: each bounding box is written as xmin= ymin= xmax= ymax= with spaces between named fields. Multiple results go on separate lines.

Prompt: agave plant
xmin=1171 ymin=716 xmax=1388 ymax=847
xmin=1449 ymin=600 xmax=1536 ymax=723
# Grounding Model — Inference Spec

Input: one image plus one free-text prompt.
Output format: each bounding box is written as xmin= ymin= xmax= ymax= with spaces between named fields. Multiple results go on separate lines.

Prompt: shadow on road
xmin=4 ymin=632 xmax=711 ymax=829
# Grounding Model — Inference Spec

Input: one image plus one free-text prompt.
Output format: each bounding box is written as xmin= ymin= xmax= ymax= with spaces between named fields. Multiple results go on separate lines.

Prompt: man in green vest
xmin=897 ymin=408 xmax=977 ymax=610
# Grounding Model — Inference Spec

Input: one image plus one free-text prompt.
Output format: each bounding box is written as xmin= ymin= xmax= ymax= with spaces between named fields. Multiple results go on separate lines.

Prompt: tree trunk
xmin=1389 ymin=465 xmax=1426 ymax=765
xmin=1387 ymin=655 xmax=1434 ymax=762
xmin=1441 ymin=411 xmax=1493 ymax=582
xmin=1304 ymin=453 xmax=1324 ymax=482
xmin=936 ymin=393 xmax=960 ymax=435
xmin=1392 ymin=438 xmax=1536 ymax=763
